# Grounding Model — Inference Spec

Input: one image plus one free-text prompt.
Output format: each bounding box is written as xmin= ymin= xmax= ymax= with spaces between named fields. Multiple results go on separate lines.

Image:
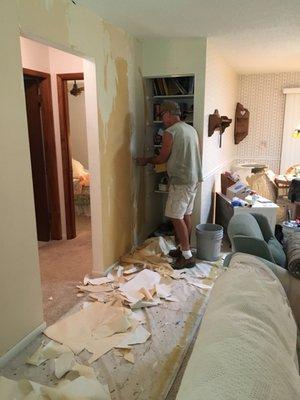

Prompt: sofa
xmin=176 ymin=252 xmax=300 ymax=400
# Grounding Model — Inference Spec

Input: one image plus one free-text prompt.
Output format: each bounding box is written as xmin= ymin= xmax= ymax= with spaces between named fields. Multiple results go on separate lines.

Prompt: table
xmin=216 ymin=192 xmax=279 ymax=235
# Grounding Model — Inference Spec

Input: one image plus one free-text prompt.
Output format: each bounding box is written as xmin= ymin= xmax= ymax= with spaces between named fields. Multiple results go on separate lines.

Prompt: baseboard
xmin=0 ymin=322 xmax=46 ymax=368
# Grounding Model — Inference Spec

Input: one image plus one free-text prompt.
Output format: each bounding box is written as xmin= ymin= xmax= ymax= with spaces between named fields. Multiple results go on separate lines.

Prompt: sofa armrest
xmin=231 ymin=235 xmax=275 ymax=263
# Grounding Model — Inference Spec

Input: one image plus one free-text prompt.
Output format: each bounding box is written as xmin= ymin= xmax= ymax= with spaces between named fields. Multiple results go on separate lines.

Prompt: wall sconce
xmin=208 ymin=109 xmax=232 ymax=148
xmin=292 ymin=125 xmax=300 ymax=139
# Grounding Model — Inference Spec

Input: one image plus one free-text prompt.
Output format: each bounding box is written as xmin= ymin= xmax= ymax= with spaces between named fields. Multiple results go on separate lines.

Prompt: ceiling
xmin=77 ymin=0 xmax=300 ymax=73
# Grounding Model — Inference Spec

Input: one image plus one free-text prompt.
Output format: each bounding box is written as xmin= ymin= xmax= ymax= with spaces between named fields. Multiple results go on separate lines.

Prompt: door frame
xmin=57 ymin=72 xmax=84 ymax=239
xmin=23 ymin=68 xmax=62 ymax=240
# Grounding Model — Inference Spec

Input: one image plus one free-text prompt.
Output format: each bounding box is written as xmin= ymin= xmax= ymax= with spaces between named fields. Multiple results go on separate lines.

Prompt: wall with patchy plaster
xmin=0 ymin=0 xmax=143 ymax=354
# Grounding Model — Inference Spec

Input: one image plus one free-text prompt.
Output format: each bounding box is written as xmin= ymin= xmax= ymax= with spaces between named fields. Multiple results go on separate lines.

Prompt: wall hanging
xmin=208 ymin=109 xmax=232 ymax=148
xmin=234 ymin=103 xmax=250 ymax=144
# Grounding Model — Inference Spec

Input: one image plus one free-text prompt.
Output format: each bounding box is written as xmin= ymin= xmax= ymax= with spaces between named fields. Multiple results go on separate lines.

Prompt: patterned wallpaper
xmin=237 ymin=72 xmax=300 ymax=173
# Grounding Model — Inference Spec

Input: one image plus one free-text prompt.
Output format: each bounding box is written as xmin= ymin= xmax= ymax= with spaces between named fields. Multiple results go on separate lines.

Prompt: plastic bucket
xmin=196 ymin=223 xmax=223 ymax=261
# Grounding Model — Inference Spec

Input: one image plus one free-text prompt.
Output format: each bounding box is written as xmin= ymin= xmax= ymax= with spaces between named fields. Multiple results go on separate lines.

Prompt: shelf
xmin=149 ymin=95 xmax=194 ymax=99
xmin=149 ymin=120 xmax=193 ymax=125
xmin=154 ymin=190 xmax=169 ymax=194
xmin=154 ymin=144 xmax=162 ymax=147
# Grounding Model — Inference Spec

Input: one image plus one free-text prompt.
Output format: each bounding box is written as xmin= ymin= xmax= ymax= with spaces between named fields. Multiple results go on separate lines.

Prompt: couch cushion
xmin=228 ymin=213 xmax=264 ymax=241
xmin=176 ymin=253 xmax=300 ymax=400
xmin=268 ymin=237 xmax=286 ymax=267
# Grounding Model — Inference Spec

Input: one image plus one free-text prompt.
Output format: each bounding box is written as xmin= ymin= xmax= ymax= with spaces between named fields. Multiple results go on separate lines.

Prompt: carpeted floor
xmin=38 ymin=216 xmax=92 ymax=325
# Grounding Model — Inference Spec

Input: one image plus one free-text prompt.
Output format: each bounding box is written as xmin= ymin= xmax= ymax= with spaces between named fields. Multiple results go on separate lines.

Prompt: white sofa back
xmin=177 ymin=253 xmax=300 ymax=400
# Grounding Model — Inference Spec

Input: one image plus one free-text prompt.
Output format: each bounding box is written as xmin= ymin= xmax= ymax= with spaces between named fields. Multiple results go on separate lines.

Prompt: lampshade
xmin=292 ymin=123 xmax=300 ymax=138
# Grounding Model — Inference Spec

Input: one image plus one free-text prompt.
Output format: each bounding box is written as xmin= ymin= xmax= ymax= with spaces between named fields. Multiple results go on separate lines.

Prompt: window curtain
xmin=280 ymin=88 xmax=300 ymax=173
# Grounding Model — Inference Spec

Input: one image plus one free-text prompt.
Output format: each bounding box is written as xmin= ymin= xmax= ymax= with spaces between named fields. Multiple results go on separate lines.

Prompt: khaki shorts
xmin=165 ymin=183 xmax=198 ymax=219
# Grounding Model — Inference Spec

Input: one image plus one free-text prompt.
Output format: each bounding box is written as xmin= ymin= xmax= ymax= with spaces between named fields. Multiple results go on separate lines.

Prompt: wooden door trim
xmin=57 ymin=72 xmax=84 ymax=239
xmin=23 ymin=68 xmax=62 ymax=240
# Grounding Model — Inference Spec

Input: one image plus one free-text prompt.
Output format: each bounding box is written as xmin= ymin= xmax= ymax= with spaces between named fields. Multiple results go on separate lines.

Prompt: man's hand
xmin=135 ymin=157 xmax=149 ymax=166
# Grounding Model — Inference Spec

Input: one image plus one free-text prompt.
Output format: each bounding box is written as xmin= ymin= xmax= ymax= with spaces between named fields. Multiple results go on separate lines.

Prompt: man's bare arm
xmin=136 ymin=132 xmax=173 ymax=166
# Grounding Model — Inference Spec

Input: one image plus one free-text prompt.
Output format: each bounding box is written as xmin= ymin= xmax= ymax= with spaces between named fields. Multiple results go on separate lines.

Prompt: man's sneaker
xmin=168 ymin=247 xmax=182 ymax=258
xmin=172 ymin=255 xmax=196 ymax=270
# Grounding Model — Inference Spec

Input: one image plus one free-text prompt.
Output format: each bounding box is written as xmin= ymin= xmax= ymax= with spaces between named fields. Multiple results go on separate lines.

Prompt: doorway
xmin=23 ymin=68 xmax=61 ymax=241
xmin=20 ymin=36 xmax=104 ymax=324
xmin=57 ymin=72 xmax=86 ymax=239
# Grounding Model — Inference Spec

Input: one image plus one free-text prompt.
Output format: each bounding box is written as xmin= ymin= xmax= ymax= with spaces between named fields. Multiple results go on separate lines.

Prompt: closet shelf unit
xmin=144 ymin=75 xmax=195 ymax=197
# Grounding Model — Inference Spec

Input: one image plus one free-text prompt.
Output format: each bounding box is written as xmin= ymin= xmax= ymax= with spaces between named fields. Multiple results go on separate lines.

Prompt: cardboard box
xmin=226 ymin=181 xmax=248 ymax=200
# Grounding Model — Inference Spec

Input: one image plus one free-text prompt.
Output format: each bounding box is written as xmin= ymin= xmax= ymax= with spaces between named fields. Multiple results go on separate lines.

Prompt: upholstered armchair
xmin=227 ymin=213 xmax=286 ymax=267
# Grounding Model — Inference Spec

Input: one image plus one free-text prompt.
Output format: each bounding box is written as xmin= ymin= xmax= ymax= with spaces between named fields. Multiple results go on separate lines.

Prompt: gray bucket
xmin=196 ymin=223 xmax=223 ymax=261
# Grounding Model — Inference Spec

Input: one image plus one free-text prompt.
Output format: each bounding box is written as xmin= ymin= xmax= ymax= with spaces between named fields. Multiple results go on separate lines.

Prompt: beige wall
xmin=201 ymin=40 xmax=238 ymax=222
xmin=0 ymin=0 xmax=44 ymax=355
xmin=0 ymin=0 xmax=142 ymax=354
xmin=20 ymin=36 xmax=50 ymax=72
xmin=237 ymin=72 xmax=300 ymax=173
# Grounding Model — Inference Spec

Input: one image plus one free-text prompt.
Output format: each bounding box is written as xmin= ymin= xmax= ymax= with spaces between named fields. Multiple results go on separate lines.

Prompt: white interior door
xmin=280 ymin=88 xmax=300 ymax=173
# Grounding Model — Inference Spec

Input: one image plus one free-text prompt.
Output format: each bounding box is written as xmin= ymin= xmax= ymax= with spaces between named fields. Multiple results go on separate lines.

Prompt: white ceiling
xmin=78 ymin=0 xmax=300 ymax=73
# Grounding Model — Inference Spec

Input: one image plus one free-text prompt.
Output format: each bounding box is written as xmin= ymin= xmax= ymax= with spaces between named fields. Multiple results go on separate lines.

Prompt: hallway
xmin=38 ymin=216 xmax=92 ymax=325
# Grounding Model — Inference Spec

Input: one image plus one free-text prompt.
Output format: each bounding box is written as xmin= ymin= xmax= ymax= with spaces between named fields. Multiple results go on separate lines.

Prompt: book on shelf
xmin=173 ymin=79 xmax=187 ymax=95
xmin=162 ymin=78 xmax=169 ymax=95
xmin=152 ymin=76 xmax=194 ymax=96
xmin=157 ymin=78 xmax=165 ymax=95
xmin=166 ymin=79 xmax=180 ymax=95
xmin=188 ymin=78 xmax=194 ymax=95
xmin=154 ymin=163 xmax=167 ymax=173
xmin=153 ymin=80 xmax=159 ymax=96
xmin=153 ymin=103 xmax=161 ymax=121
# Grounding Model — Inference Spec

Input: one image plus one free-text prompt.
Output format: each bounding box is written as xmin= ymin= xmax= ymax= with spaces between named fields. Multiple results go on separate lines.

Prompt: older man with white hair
xmin=136 ymin=101 xmax=202 ymax=269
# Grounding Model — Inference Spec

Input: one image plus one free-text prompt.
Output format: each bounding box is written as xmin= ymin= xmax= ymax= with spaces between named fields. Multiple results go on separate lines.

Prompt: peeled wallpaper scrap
xmin=184 ymin=277 xmax=212 ymax=290
xmin=54 ymin=352 xmax=75 ymax=379
xmin=44 ymin=302 xmax=111 ymax=354
xmin=41 ymin=376 xmax=110 ymax=400
xmin=27 ymin=341 xmax=71 ymax=366
xmin=120 ymin=269 xmax=161 ymax=296
xmin=83 ymin=273 xmax=114 ymax=286
xmin=44 ymin=302 xmax=150 ymax=364
xmin=77 ymin=285 xmax=114 ymax=293
xmin=0 ymin=376 xmax=111 ymax=400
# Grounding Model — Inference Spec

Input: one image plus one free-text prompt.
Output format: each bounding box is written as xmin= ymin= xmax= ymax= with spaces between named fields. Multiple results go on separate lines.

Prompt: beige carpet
xmin=38 ymin=216 xmax=92 ymax=325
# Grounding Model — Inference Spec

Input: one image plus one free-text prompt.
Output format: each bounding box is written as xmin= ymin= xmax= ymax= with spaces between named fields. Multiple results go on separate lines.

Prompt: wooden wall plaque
xmin=234 ymin=103 xmax=249 ymax=144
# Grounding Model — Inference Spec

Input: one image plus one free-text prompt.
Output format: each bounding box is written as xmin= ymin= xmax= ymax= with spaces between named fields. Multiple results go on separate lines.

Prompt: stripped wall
xmin=18 ymin=1 xmax=143 ymax=265
xmin=0 ymin=0 xmax=143 ymax=355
